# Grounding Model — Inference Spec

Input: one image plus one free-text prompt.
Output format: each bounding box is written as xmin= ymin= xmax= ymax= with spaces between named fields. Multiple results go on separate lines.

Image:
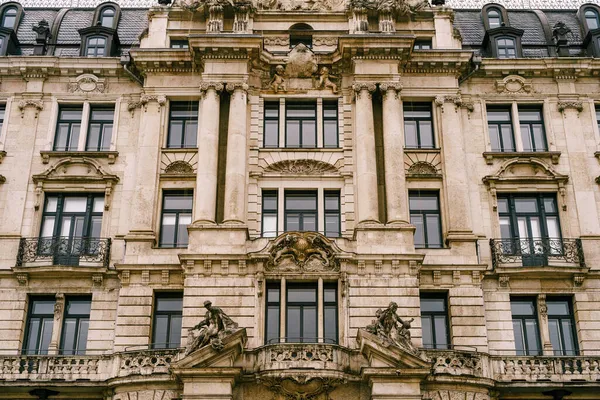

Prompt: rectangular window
xmin=0 ymin=104 xmax=5 ymax=133
xmin=152 ymin=292 xmax=183 ymax=349
xmin=60 ymin=296 xmax=91 ymax=355
xmin=170 ymin=40 xmax=189 ymax=49
xmin=323 ymin=283 xmax=338 ymax=344
xmin=547 ymin=297 xmax=578 ymax=356
xmin=414 ymin=39 xmax=432 ymax=50
xmin=420 ymin=293 xmax=450 ymax=349
xmin=263 ymin=102 xmax=279 ymax=148
xmin=262 ymin=190 xmax=278 ymax=238
xmin=265 ymin=283 xmax=280 ymax=344
xmin=286 ymin=102 xmax=317 ymax=148
xmin=409 ymin=191 xmax=442 ymax=249
xmin=496 ymin=37 xmax=517 ymax=58
xmin=285 ymin=191 xmax=317 ymax=232
xmin=167 ymin=102 xmax=198 ymax=149
xmin=160 ymin=191 xmax=193 ymax=248
xmin=323 ymin=101 xmax=338 ymax=148
xmin=324 ymin=191 xmax=341 ymax=237
xmin=23 ymin=297 xmax=55 ymax=355
xmin=596 ymin=105 xmax=600 ymax=133
xmin=487 ymin=106 xmax=515 ymax=152
xmin=86 ymin=107 xmax=114 ymax=151
xmin=511 ymin=297 xmax=541 ymax=355
xmin=519 ymin=107 xmax=547 ymax=152
xmin=54 ymin=107 xmax=83 ymax=151
xmin=404 ymin=102 xmax=434 ymax=149
xmin=286 ymin=283 xmax=318 ymax=343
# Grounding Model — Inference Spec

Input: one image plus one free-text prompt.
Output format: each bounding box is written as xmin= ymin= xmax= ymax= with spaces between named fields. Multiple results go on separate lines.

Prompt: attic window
xmin=585 ymin=9 xmax=600 ymax=30
xmin=1 ymin=6 xmax=17 ymax=29
xmin=86 ymin=36 xmax=106 ymax=57
xmin=99 ymin=7 xmax=115 ymax=28
xmin=289 ymin=23 xmax=313 ymax=49
xmin=487 ymin=8 xmax=502 ymax=29
xmin=496 ymin=37 xmax=517 ymax=58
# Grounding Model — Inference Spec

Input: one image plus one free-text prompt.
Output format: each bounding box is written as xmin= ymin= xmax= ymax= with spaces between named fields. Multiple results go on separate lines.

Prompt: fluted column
xmin=380 ymin=82 xmax=408 ymax=224
xmin=223 ymin=82 xmax=249 ymax=224
xmin=353 ymin=82 xmax=380 ymax=224
xmin=194 ymin=82 xmax=223 ymax=224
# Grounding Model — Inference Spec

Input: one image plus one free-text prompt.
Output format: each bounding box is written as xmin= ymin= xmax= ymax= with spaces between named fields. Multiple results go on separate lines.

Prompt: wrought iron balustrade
xmin=489 ymin=238 xmax=585 ymax=269
xmin=16 ymin=236 xmax=111 ymax=268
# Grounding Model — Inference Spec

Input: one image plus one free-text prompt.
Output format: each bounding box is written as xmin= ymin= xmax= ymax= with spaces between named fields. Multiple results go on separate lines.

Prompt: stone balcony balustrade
xmin=491 ymin=355 xmax=600 ymax=383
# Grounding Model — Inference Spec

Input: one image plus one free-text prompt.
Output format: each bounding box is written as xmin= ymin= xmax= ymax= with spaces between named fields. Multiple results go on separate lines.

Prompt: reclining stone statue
xmin=185 ymin=300 xmax=240 ymax=354
xmin=366 ymin=301 xmax=418 ymax=354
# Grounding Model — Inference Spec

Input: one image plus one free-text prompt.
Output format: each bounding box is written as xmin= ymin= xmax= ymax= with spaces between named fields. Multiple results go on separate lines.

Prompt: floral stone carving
xmin=185 ymin=300 xmax=240 ymax=354
xmin=258 ymin=376 xmax=345 ymax=400
xmin=68 ymin=74 xmax=106 ymax=93
xmin=265 ymin=159 xmax=338 ymax=175
xmin=164 ymin=160 xmax=194 ymax=174
xmin=365 ymin=301 xmax=418 ymax=354
xmin=267 ymin=232 xmax=339 ymax=272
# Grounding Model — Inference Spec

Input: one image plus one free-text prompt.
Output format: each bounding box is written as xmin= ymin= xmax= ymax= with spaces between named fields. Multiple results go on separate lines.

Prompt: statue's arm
xmin=192 ymin=318 xmax=209 ymax=330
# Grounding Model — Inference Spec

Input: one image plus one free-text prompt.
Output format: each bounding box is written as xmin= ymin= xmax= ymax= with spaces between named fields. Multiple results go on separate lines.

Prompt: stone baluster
xmin=207 ymin=4 xmax=224 ymax=32
xmin=378 ymin=8 xmax=395 ymax=33
xmin=233 ymin=5 xmax=250 ymax=33
xmin=353 ymin=82 xmax=380 ymax=224
xmin=194 ymin=82 xmax=223 ymax=224
xmin=380 ymin=82 xmax=408 ymax=224
xmin=351 ymin=7 xmax=369 ymax=33
xmin=223 ymin=82 xmax=249 ymax=224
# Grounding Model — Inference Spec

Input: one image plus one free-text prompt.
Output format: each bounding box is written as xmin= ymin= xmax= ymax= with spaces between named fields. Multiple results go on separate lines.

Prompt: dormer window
xmin=487 ymin=8 xmax=502 ymax=29
xmin=99 ymin=7 xmax=115 ymax=28
xmin=289 ymin=23 xmax=313 ymax=49
xmin=585 ymin=9 xmax=600 ymax=30
xmin=86 ymin=36 xmax=106 ymax=57
xmin=1 ymin=6 xmax=17 ymax=29
xmin=496 ymin=37 xmax=516 ymax=58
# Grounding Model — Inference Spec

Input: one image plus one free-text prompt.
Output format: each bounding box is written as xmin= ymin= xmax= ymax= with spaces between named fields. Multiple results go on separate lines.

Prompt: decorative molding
xmin=54 ymin=293 xmax=65 ymax=316
xmin=141 ymin=270 xmax=150 ymax=285
xmin=558 ymin=101 xmax=584 ymax=113
xmin=120 ymin=270 xmax=130 ymax=286
xmin=266 ymin=232 xmax=340 ymax=273
xmin=264 ymin=36 xmax=289 ymax=46
xmin=18 ymin=99 xmax=44 ymax=118
xmin=16 ymin=272 xmax=28 ymax=286
xmin=128 ymin=94 xmax=167 ymax=114
xmin=574 ymin=274 xmax=585 ymax=287
xmin=162 ymin=270 xmax=170 ymax=285
xmin=199 ymin=81 xmax=225 ymax=93
xmin=352 ymin=82 xmax=377 ymax=100
xmin=433 ymin=270 xmax=441 ymax=285
xmin=68 ymin=74 xmax=106 ymax=94
xmin=259 ymin=376 xmax=345 ymax=400
xmin=225 ymin=82 xmax=249 ymax=94
xmin=495 ymin=75 xmax=533 ymax=94
xmin=379 ymin=81 xmax=403 ymax=99
xmin=453 ymin=270 xmax=461 ymax=284
xmin=435 ymin=94 xmax=462 ymax=112
xmin=499 ymin=275 xmax=510 ymax=288
xmin=537 ymin=294 xmax=547 ymax=317
xmin=424 ymin=391 xmax=490 ymax=400
xmin=92 ymin=274 xmax=104 ymax=287
xmin=164 ymin=160 xmax=194 ymax=174
xmin=264 ymin=159 xmax=338 ymax=175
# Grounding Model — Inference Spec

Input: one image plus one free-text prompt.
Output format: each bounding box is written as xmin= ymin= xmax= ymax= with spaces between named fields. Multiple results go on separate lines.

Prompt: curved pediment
xmin=33 ymin=157 xmax=119 ymax=184
xmin=265 ymin=231 xmax=343 ymax=273
xmin=483 ymin=158 xmax=568 ymax=186
xmin=264 ymin=159 xmax=339 ymax=175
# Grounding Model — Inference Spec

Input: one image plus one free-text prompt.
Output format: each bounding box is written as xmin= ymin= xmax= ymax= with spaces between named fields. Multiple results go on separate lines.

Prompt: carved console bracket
xmin=558 ymin=101 xmax=583 ymax=114
xmin=18 ymin=99 xmax=44 ymax=118
xmin=435 ymin=94 xmax=462 ymax=112
xmin=127 ymin=94 xmax=167 ymax=115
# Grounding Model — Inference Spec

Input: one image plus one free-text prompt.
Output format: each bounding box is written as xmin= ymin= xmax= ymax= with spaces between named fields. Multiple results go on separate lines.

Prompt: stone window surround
xmin=406 ymin=179 xmax=448 ymax=250
xmin=258 ymin=96 xmax=343 ymax=149
xmin=43 ymin=97 xmax=121 ymax=155
xmin=481 ymin=99 xmax=560 ymax=163
xmin=256 ymin=181 xmax=345 ymax=239
xmin=262 ymin=277 xmax=340 ymax=345
xmin=165 ymin=98 xmax=201 ymax=149
xmin=481 ymin=3 xmax=509 ymax=31
xmin=0 ymin=96 xmax=12 ymax=160
xmin=153 ymin=181 xmax=195 ymax=248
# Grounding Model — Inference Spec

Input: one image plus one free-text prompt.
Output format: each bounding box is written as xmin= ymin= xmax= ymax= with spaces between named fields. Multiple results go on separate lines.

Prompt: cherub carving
xmin=317 ymin=66 xmax=338 ymax=93
xmin=270 ymin=65 xmax=287 ymax=93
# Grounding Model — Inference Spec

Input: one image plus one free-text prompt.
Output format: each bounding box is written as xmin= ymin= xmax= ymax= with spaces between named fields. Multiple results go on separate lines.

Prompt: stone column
xmin=380 ymin=82 xmax=408 ymax=224
xmin=223 ymin=83 xmax=249 ymax=224
xmin=537 ymin=294 xmax=554 ymax=355
xmin=353 ymin=82 xmax=380 ymax=224
xmin=435 ymin=94 xmax=474 ymax=240
xmin=48 ymin=293 xmax=65 ymax=355
xmin=194 ymin=82 xmax=223 ymax=224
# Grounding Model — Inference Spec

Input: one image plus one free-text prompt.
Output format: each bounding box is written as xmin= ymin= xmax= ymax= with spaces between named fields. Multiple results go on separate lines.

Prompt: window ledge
xmin=404 ymin=147 xmax=441 ymax=153
xmin=483 ymin=151 xmax=560 ymax=165
xmin=259 ymin=147 xmax=344 ymax=152
xmin=161 ymin=147 xmax=198 ymax=152
xmin=40 ymin=150 xmax=118 ymax=164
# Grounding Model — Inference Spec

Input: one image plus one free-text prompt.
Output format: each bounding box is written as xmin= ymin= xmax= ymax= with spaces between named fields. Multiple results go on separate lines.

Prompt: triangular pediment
xmin=173 ymin=328 xmax=247 ymax=369
xmin=357 ymin=329 xmax=431 ymax=370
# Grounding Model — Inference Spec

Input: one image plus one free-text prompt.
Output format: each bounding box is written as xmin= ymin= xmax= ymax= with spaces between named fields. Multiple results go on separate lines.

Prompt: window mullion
xmin=279 ymin=99 xmax=285 ymax=148
xmin=280 ymin=277 xmax=286 ymax=343
xmin=317 ymin=98 xmax=323 ymax=148
xmin=317 ymin=277 xmax=324 ymax=343
xmin=512 ymin=103 xmax=524 ymax=152
xmin=78 ymin=102 xmax=90 ymax=151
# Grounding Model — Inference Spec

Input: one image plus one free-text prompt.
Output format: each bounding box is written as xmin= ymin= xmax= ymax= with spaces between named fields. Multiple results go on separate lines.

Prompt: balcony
xmin=489 ymin=238 xmax=585 ymax=270
xmin=16 ymin=237 xmax=111 ymax=268
xmin=491 ymin=355 xmax=600 ymax=383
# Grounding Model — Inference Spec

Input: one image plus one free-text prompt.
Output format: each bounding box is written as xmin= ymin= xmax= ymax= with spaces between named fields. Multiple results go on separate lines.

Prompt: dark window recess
xmin=323 ymin=283 xmax=338 ymax=344
xmin=1 ymin=6 xmax=16 ymax=29
xmin=518 ymin=107 xmax=547 ymax=152
xmin=511 ymin=297 xmax=542 ymax=356
xmin=265 ymin=282 xmax=280 ymax=344
xmin=487 ymin=8 xmax=502 ymax=29
xmin=595 ymin=105 xmax=600 ymax=133
xmin=585 ymin=9 xmax=600 ymax=30
xmin=263 ymin=102 xmax=279 ymax=148
xmin=0 ymin=104 xmax=5 ymax=133
xmin=152 ymin=293 xmax=183 ymax=349
xmin=547 ymin=298 xmax=579 ymax=356
xmin=487 ymin=106 xmax=515 ymax=152
xmin=409 ymin=191 xmax=442 ymax=249
xmin=23 ymin=297 xmax=55 ymax=355
xmin=484 ymin=27 xmax=523 ymax=59
xmin=285 ymin=191 xmax=317 ymax=232
xmin=262 ymin=190 xmax=278 ymax=238
xmin=323 ymin=101 xmax=339 ymax=148
xmin=289 ymin=23 xmax=313 ymax=48
xmin=54 ymin=107 xmax=83 ymax=151
xmin=167 ymin=102 xmax=199 ymax=148
xmin=414 ymin=39 xmax=432 ymax=50
xmin=404 ymin=102 xmax=434 ymax=149
xmin=86 ymin=36 xmax=107 ymax=57
xmin=496 ymin=37 xmax=517 ymax=58
xmin=60 ymin=297 xmax=91 ymax=355
xmin=99 ymin=7 xmax=115 ymax=28
xmin=324 ymin=190 xmax=341 ymax=237
xmin=420 ymin=293 xmax=450 ymax=349
xmin=286 ymin=283 xmax=318 ymax=343
xmin=86 ymin=107 xmax=114 ymax=151
xmin=160 ymin=191 xmax=193 ymax=248
xmin=170 ymin=39 xmax=189 ymax=49
xmin=286 ymin=102 xmax=317 ymax=148
xmin=78 ymin=25 xmax=119 ymax=57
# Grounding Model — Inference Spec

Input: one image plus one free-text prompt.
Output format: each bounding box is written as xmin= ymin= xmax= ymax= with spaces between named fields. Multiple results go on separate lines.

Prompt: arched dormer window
xmin=99 ymin=7 xmax=115 ymax=28
xmin=289 ymin=23 xmax=313 ymax=48
xmin=482 ymin=3 xmax=509 ymax=31
xmin=585 ymin=8 xmax=600 ymax=30
xmin=1 ymin=6 xmax=17 ymax=29
xmin=579 ymin=5 xmax=600 ymax=57
xmin=487 ymin=8 xmax=503 ymax=29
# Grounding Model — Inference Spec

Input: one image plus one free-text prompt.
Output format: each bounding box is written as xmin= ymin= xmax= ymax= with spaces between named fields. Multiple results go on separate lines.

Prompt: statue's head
xmin=389 ymin=301 xmax=398 ymax=311
xmin=275 ymin=65 xmax=285 ymax=74
xmin=204 ymin=300 xmax=212 ymax=309
xmin=320 ymin=66 xmax=329 ymax=74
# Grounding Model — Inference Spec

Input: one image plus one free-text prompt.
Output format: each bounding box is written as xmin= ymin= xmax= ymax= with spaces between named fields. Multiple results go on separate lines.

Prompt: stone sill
xmin=161 ymin=147 xmax=198 ymax=152
xmin=404 ymin=147 xmax=441 ymax=153
xmin=483 ymin=151 xmax=561 ymax=165
xmin=257 ymin=147 xmax=344 ymax=152
xmin=40 ymin=150 xmax=118 ymax=164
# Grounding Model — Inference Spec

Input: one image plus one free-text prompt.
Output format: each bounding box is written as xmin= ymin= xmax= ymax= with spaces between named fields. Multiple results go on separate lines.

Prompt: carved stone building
xmin=1 ymin=0 xmax=600 ymax=398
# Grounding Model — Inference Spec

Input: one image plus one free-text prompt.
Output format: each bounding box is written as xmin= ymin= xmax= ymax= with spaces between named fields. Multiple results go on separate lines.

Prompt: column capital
xmin=226 ymin=81 xmax=249 ymax=94
xmin=352 ymin=82 xmax=377 ymax=93
xmin=435 ymin=94 xmax=462 ymax=112
xmin=200 ymin=81 xmax=224 ymax=93
xmin=379 ymin=82 xmax=403 ymax=100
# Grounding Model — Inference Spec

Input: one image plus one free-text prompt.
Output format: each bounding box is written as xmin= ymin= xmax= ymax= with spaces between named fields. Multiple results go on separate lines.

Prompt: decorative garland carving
xmin=264 ymin=159 xmax=338 ymax=175
xmin=407 ymin=161 xmax=438 ymax=176
xmin=128 ymin=94 xmax=167 ymax=114
xmin=423 ymin=391 xmax=490 ymax=400
xmin=18 ymin=99 xmax=44 ymax=118
xmin=266 ymin=232 xmax=339 ymax=272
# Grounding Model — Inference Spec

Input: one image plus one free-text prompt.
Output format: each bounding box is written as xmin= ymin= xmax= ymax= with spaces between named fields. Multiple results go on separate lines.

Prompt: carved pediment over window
xmin=164 ymin=160 xmax=194 ymax=174
xmin=264 ymin=159 xmax=338 ymax=175
xmin=265 ymin=232 xmax=341 ymax=273
xmin=404 ymin=149 xmax=442 ymax=179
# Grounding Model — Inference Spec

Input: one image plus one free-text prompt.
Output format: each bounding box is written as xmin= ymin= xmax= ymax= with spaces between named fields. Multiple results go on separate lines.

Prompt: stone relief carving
xmin=268 ymin=344 xmax=334 ymax=362
xmin=264 ymin=36 xmax=290 ymax=46
xmin=258 ymin=376 xmax=345 ymax=400
xmin=265 ymin=159 xmax=338 ymax=175
xmin=128 ymin=94 xmax=167 ymax=114
xmin=164 ymin=160 xmax=194 ymax=174
xmin=186 ymin=300 xmax=240 ymax=354
xmin=495 ymin=75 xmax=532 ymax=94
xmin=18 ymin=99 xmax=44 ymax=118
xmin=423 ymin=391 xmax=490 ymax=400
xmin=316 ymin=66 xmax=338 ymax=93
xmin=270 ymin=65 xmax=287 ymax=92
xmin=558 ymin=100 xmax=583 ymax=113
xmin=68 ymin=74 xmax=106 ymax=94
xmin=285 ymin=44 xmax=318 ymax=79
xmin=365 ymin=301 xmax=419 ymax=354
xmin=404 ymin=150 xmax=441 ymax=177
xmin=407 ymin=161 xmax=438 ymax=177
xmin=429 ymin=351 xmax=483 ymax=376
xmin=255 ymin=0 xmax=345 ymax=11
xmin=113 ymin=390 xmax=179 ymax=400
xmin=266 ymin=232 xmax=339 ymax=272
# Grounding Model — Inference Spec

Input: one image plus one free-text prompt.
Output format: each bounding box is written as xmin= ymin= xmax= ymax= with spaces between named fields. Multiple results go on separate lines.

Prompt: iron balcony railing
xmin=16 ymin=236 xmax=111 ymax=268
xmin=489 ymin=238 xmax=585 ymax=269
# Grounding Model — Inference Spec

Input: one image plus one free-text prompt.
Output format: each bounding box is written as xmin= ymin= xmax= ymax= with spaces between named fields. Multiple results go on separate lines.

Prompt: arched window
xmin=487 ymin=8 xmax=503 ymax=29
xmin=496 ymin=37 xmax=517 ymax=58
xmin=585 ymin=9 xmax=600 ymax=30
xmin=289 ymin=23 xmax=313 ymax=48
xmin=86 ymin=36 xmax=107 ymax=57
xmin=99 ymin=7 xmax=115 ymax=28
xmin=1 ymin=6 xmax=17 ymax=29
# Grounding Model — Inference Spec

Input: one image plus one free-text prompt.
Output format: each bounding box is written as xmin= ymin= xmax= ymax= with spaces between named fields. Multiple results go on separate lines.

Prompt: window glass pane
xmin=301 ymin=120 xmax=316 ymax=147
xmin=63 ymin=197 xmax=87 ymax=212
xmin=40 ymin=319 xmax=54 ymax=355
xmin=561 ymin=319 xmax=577 ymax=355
xmin=525 ymin=319 xmax=540 ymax=355
xmin=55 ymin=125 xmax=70 ymax=150
xmin=286 ymin=215 xmax=300 ymax=231
xmin=532 ymin=125 xmax=546 ymax=151
xmin=32 ymin=300 xmax=55 ymax=315
xmin=303 ymin=306 xmax=317 ymax=342
xmin=409 ymin=195 xmax=438 ymax=211
xmin=285 ymin=194 xmax=317 ymax=210
xmin=61 ymin=319 xmax=77 ymax=354
xmin=323 ymin=105 xmax=337 ymax=118
xmin=426 ymin=214 xmax=442 ymax=248
xmin=324 ymin=306 xmax=337 ymax=343
xmin=164 ymin=195 xmax=193 ymax=210
xmin=87 ymin=125 xmax=101 ymax=150
xmin=66 ymin=299 xmax=91 ymax=315
xmin=411 ymin=215 xmax=424 ymax=247
xmin=264 ymin=120 xmax=279 ymax=147
xmin=419 ymin=121 xmax=434 ymax=148
xmin=265 ymin=105 xmax=279 ymax=118
xmin=263 ymin=215 xmax=277 ymax=237
xmin=519 ymin=110 xmax=542 ymax=121
xmin=404 ymin=121 xmax=418 ymax=148
xmin=546 ymin=217 xmax=560 ymax=238
xmin=169 ymin=121 xmax=183 ymax=148
xmin=421 ymin=316 xmax=433 ymax=348
xmin=302 ymin=214 xmax=317 ymax=231
xmin=90 ymin=216 xmax=102 ymax=238
xmin=512 ymin=320 xmax=526 ymax=355
xmin=548 ymin=319 xmax=562 ymax=354
xmin=288 ymin=287 xmax=316 ymax=303
xmin=184 ymin=121 xmax=198 ymax=147
xmin=325 ymin=215 xmax=340 ymax=237
xmin=169 ymin=315 xmax=182 ymax=347
xmin=156 ymin=297 xmax=183 ymax=312
xmin=497 ymin=198 xmax=509 ymax=213
xmin=287 ymin=106 xmax=316 ymax=118
xmin=324 ymin=287 xmax=336 ymax=303
xmin=500 ymin=125 xmax=514 ymax=151
xmin=25 ymin=319 xmax=41 ymax=353
xmin=489 ymin=125 xmax=501 ymax=151
xmin=434 ymin=315 xmax=448 ymax=348
xmin=153 ymin=315 xmax=168 ymax=347
xmin=266 ymin=306 xmax=280 ymax=343
xmin=323 ymin=120 xmax=338 ymax=147
xmin=511 ymin=300 xmax=536 ymax=315
xmin=286 ymin=120 xmax=300 ymax=147
xmin=487 ymin=109 xmax=511 ymax=122
xmin=267 ymin=286 xmax=280 ymax=303
xmin=161 ymin=215 xmax=176 ymax=245
xmin=60 ymin=110 xmax=83 ymax=120
xmin=543 ymin=197 xmax=557 ymax=213
xmin=45 ymin=197 xmax=58 ymax=212
xmin=500 ymin=217 xmax=511 ymax=239
xmin=91 ymin=109 xmax=114 ymax=121
xmin=521 ymin=125 xmax=533 ymax=152
xmin=325 ymin=194 xmax=339 ymax=211
xmin=287 ymin=306 xmax=301 ymax=341
xmin=547 ymin=301 xmax=569 ymax=316
xmin=421 ymin=297 xmax=445 ymax=312
xmin=514 ymin=198 xmax=537 ymax=213
xmin=263 ymin=194 xmax=278 ymax=211
xmin=41 ymin=216 xmax=55 ymax=237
